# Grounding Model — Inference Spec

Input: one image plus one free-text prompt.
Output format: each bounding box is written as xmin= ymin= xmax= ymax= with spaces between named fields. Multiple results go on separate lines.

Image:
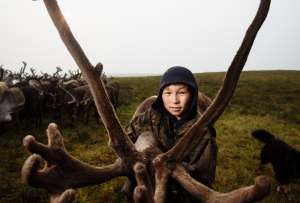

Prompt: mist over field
xmin=1 ymin=0 xmax=300 ymax=75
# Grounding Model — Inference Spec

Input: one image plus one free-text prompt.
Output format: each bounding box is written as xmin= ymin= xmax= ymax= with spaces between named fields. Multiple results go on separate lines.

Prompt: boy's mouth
xmin=169 ymin=107 xmax=182 ymax=112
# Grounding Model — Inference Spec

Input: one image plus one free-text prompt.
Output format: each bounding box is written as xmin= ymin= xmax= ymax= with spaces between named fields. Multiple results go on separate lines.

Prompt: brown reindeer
xmin=21 ymin=0 xmax=272 ymax=202
xmin=0 ymin=82 xmax=25 ymax=123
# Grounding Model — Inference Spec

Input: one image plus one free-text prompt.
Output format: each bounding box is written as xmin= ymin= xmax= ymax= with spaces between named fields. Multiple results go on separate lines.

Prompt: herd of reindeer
xmin=0 ymin=62 xmax=120 ymax=128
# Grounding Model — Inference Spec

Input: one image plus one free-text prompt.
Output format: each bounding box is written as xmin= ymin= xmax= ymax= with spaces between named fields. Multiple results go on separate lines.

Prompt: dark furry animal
xmin=252 ymin=129 xmax=300 ymax=192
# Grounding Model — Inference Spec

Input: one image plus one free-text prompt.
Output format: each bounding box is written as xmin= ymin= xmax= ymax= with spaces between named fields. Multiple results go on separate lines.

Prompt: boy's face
xmin=162 ymin=83 xmax=191 ymax=120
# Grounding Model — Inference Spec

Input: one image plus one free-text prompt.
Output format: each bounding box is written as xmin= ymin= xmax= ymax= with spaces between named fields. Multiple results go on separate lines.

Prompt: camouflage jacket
xmin=126 ymin=107 xmax=218 ymax=186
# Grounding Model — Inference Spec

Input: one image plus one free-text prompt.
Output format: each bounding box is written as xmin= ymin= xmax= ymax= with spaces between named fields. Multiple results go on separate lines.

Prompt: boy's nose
xmin=171 ymin=94 xmax=179 ymax=103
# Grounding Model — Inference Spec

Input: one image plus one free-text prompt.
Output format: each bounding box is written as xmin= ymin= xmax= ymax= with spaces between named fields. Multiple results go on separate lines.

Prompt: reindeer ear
xmin=9 ymin=87 xmax=25 ymax=106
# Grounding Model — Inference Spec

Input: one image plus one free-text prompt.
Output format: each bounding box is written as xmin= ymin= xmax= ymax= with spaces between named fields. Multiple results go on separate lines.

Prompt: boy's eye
xmin=179 ymin=91 xmax=187 ymax=95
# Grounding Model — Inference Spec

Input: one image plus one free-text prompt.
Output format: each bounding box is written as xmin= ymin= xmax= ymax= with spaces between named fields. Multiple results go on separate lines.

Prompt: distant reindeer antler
xmin=16 ymin=61 xmax=27 ymax=79
xmin=0 ymin=65 xmax=4 ymax=81
xmin=22 ymin=0 xmax=272 ymax=202
xmin=30 ymin=68 xmax=37 ymax=78
xmin=53 ymin=66 xmax=62 ymax=78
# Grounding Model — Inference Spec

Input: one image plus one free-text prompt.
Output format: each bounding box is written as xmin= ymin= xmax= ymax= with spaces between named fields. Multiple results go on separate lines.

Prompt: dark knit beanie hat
xmin=152 ymin=66 xmax=199 ymax=117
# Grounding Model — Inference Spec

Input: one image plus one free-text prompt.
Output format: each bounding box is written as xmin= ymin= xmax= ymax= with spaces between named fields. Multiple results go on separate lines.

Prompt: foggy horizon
xmin=1 ymin=0 xmax=300 ymax=75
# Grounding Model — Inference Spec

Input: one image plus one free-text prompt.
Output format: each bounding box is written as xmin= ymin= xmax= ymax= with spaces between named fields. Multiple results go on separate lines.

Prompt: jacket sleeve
xmin=125 ymin=109 xmax=152 ymax=143
xmin=125 ymin=115 xmax=140 ymax=143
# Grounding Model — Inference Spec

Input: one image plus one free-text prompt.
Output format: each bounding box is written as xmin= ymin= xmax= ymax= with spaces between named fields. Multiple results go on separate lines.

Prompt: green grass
xmin=0 ymin=70 xmax=300 ymax=202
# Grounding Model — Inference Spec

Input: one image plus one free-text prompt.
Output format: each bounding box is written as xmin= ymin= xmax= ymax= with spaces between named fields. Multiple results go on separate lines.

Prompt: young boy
xmin=125 ymin=66 xmax=217 ymax=202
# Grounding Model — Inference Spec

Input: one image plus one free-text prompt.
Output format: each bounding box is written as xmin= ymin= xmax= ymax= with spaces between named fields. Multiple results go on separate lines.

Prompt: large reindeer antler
xmin=154 ymin=0 xmax=272 ymax=200
xmin=22 ymin=123 xmax=125 ymax=201
xmin=42 ymin=0 xmax=137 ymax=160
xmin=22 ymin=0 xmax=272 ymax=202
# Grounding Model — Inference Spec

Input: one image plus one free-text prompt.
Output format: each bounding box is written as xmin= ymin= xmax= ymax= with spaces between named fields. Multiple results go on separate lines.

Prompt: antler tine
xmin=21 ymin=123 xmax=127 ymax=195
xmin=161 ymin=0 xmax=271 ymax=162
xmin=58 ymin=83 xmax=77 ymax=104
xmin=42 ymin=0 xmax=136 ymax=160
xmin=133 ymin=162 xmax=155 ymax=203
xmin=153 ymin=157 xmax=170 ymax=203
xmin=172 ymin=165 xmax=271 ymax=203
xmin=50 ymin=189 xmax=76 ymax=203
xmin=21 ymin=61 xmax=27 ymax=74
xmin=30 ymin=67 xmax=37 ymax=77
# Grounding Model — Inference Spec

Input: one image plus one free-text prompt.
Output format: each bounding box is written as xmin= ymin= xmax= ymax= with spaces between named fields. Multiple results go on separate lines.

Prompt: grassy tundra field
xmin=0 ymin=70 xmax=300 ymax=202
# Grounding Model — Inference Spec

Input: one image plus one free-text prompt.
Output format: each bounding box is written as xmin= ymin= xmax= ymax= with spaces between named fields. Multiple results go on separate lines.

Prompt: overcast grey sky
xmin=1 ymin=0 xmax=299 ymax=76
